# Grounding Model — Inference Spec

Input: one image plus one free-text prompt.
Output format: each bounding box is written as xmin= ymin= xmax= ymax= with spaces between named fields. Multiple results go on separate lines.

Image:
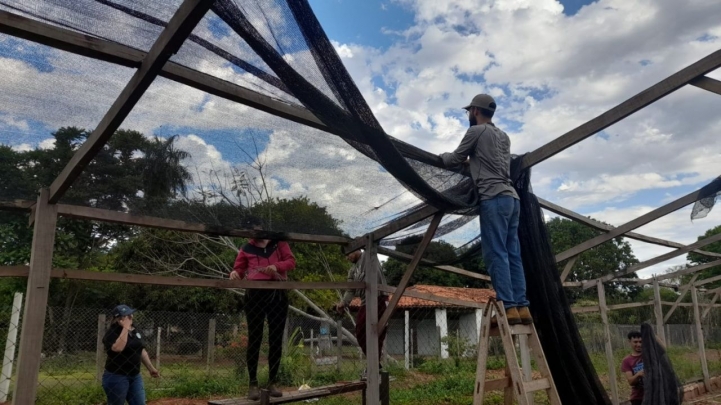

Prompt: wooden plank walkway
xmin=208 ymin=381 xmax=367 ymax=405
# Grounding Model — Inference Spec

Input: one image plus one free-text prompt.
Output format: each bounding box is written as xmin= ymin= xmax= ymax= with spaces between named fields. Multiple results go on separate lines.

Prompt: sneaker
xmin=506 ymin=307 xmax=522 ymax=325
xmin=517 ymin=307 xmax=533 ymax=325
xmin=268 ymin=384 xmax=283 ymax=398
xmin=248 ymin=384 xmax=260 ymax=400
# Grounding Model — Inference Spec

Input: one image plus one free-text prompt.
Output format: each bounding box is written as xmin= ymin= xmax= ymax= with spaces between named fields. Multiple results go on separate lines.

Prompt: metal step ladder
xmin=473 ymin=300 xmax=561 ymax=405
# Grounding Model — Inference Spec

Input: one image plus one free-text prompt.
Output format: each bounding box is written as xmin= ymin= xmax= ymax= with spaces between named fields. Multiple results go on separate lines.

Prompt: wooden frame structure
xmin=0 ymin=4 xmax=720 ymax=405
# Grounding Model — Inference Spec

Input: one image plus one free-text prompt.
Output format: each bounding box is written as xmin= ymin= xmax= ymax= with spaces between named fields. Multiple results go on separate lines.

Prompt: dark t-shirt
xmin=103 ymin=324 xmax=145 ymax=376
xmin=621 ymin=354 xmax=644 ymax=401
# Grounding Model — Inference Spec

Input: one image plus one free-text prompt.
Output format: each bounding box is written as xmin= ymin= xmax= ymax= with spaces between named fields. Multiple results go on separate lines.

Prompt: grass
xmin=6 ymin=345 xmax=720 ymax=404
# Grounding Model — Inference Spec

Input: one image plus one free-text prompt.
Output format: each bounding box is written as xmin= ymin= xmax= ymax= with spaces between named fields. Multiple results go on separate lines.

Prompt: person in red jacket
xmin=230 ymin=229 xmax=296 ymax=400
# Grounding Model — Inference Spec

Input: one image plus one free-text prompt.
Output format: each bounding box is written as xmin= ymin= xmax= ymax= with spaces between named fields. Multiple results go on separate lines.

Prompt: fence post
xmin=0 ymin=292 xmax=24 ymax=402
xmin=232 ymin=324 xmax=238 ymax=338
xmin=364 ymin=235 xmax=381 ymax=405
xmin=435 ymin=309 xmax=448 ymax=359
xmin=653 ymin=279 xmax=666 ymax=345
xmin=691 ymin=287 xmax=710 ymax=391
xmin=156 ymin=327 xmax=161 ymax=370
xmin=597 ymin=280 xmax=619 ymax=405
xmin=310 ymin=329 xmax=314 ymax=359
xmin=336 ymin=318 xmax=343 ymax=372
xmin=207 ymin=319 xmax=216 ymax=369
xmin=13 ymin=189 xmax=58 ymax=405
xmin=404 ymin=311 xmax=410 ymax=370
xmin=95 ymin=314 xmax=106 ymax=382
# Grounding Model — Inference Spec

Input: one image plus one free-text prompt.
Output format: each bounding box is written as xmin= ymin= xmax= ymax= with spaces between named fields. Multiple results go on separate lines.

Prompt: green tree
xmin=382 ymin=235 xmax=480 ymax=288
xmin=546 ymin=217 xmax=640 ymax=301
xmin=686 ymin=225 xmax=721 ymax=288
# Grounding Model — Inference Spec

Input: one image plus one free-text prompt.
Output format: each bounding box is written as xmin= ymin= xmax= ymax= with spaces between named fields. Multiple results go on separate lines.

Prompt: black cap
xmin=463 ymin=94 xmax=497 ymax=111
xmin=111 ymin=304 xmax=136 ymax=318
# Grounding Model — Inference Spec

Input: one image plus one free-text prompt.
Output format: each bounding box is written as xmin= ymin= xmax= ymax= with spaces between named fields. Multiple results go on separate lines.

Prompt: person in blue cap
xmin=102 ymin=304 xmax=159 ymax=405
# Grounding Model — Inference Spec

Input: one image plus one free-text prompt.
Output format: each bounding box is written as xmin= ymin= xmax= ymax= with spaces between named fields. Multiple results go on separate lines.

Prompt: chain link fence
xmin=0 ymin=295 xmax=720 ymax=404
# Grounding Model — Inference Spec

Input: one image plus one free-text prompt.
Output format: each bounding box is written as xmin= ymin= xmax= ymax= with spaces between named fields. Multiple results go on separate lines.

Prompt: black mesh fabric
xmin=512 ymin=157 xmax=612 ymax=405
xmin=641 ymin=323 xmax=683 ymax=405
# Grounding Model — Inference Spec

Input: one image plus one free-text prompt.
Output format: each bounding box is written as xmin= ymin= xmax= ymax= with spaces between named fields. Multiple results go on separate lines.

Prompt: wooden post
xmin=0 ymin=292 xmax=23 ymax=402
xmin=207 ymin=319 xmax=216 ymax=369
xmin=519 ymin=334 xmax=534 ymax=405
xmin=380 ymin=370 xmax=390 ymax=405
xmin=310 ymin=329 xmax=314 ymax=358
xmin=232 ymin=324 xmax=238 ymax=337
xmin=260 ymin=389 xmax=270 ymax=405
xmin=404 ymin=311 xmax=410 ymax=370
xmin=410 ymin=328 xmax=414 ymax=369
xmin=95 ymin=314 xmax=106 ymax=382
xmin=364 ymin=234 xmax=381 ymax=405
xmin=653 ymin=279 xmax=666 ymax=345
xmin=12 ymin=189 xmax=58 ymax=405
xmin=597 ymin=281 xmax=620 ymax=405
xmin=691 ymin=286 xmax=711 ymax=391
xmin=155 ymin=327 xmax=161 ymax=370
xmin=336 ymin=318 xmax=343 ymax=372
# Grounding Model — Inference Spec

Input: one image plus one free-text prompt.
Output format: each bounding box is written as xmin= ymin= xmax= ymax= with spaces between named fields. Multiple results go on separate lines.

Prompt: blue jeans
xmin=480 ymin=195 xmax=529 ymax=309
xmin=102 ymin=371 xmax=146 ymax=405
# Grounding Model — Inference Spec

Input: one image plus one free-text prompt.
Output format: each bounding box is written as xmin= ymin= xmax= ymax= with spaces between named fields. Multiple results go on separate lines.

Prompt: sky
xmin=1 ymin=0 xmax=720 ymax=280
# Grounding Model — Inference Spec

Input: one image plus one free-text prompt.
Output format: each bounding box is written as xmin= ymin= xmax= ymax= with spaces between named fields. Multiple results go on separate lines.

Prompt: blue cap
xmin=111 ymin=304 xmax=136 ymax=318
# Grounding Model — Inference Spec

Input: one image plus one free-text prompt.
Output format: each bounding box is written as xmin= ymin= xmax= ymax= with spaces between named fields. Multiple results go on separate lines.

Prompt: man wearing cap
xmin=102 ymin=304 xmax=159 ymax=405
xmin=439 ymin=94 xmax=531 ymax=325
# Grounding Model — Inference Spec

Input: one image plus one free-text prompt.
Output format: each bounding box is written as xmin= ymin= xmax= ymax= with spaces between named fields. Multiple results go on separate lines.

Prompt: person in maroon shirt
xmin=230 ymin=226 xmax=296 ymax=400
xmin=621 ymin=331 xmax=644 ymax=405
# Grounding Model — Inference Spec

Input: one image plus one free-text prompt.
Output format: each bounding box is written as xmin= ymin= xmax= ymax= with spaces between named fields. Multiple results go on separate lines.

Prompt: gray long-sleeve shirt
xmin=439 ymin=123 xmax=518 ymax=200
xmin=341 ymin=253 xmax=387 ymax=306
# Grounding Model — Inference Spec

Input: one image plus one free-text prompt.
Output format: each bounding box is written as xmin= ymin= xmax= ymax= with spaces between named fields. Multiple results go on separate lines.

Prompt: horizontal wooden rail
xmin=0 ymin=266 xmax=363 ymax=290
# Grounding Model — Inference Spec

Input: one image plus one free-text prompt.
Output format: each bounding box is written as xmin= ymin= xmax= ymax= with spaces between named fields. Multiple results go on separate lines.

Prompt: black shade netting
xmin=640 ymin=323 xmax=684 ymax=405
xmin=512 ymin=156 xmax=612 ymax=405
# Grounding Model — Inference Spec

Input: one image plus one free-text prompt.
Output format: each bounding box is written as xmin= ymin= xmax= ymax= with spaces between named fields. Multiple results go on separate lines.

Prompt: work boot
xmin=490 ymin=307 xmax=521 ymax=326
xmin=247 ymin=384 xmax=260 ymax=400
xmin=517 ymin=307 xmax=533 ymax=325
xmin=505 ymin=307 xmax=522 ymax=325
xmin=268 ymin=383 xmax=283 ymax=398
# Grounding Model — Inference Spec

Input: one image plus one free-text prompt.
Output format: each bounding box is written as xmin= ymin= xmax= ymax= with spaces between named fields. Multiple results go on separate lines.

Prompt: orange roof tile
xmin=349 ymin=285 xmax=495 ymax=309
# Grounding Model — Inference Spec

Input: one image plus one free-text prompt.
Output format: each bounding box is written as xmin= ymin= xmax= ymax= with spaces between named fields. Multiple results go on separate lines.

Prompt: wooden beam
xmin=691 ymin=286 xmax=711 ymax=392
xmin=690 ymin=76 xmax=721 ymax=96
xmin=559 ymin=177 xmax=721 ymax=264
xmin=664 ymin=274 xmax=698 ymax=323
xmin=12 ymin=189 xmax=58 ymax=405
xmin=559 ymin=255 xmax=578 ymax=283
xmin=364 ymin=235 xmax=381 ymax=405
xmin=597 ymin=281 xmax=620 ymax=405
xmin=538 ymin=197 xmax=721 ymax=259
xmin=345 ymin=205 xmax=439 ymax=254
xmin=377 ymin=285 xmax=485 ymax=309
xmin=521 ymin=50 xmax=721 ymax=168
xmin=693 ymin=269 xmax=721 ymax=287
xmin=702 ymin=291 xmax=720 ymax=320
xmin=637 ymin=259 xmax=721 ymax=285
xmin=0 ymin=266 xmax=364 ymax=290
xmin=661 ymin=301 xmax=721 ymax=308
xmin=609 ymin=301 xmax=654 ymax=311
xmin=0 ymin=200 xmax=35 ymax=213
xmin=377 ymin=213 xmax=443 ymax=334
xmin=377 ymin=247 xmax=490 ymax=282
xmin=55 ymin=203 xmax=350 ymax=245
xmin=588 ymin=232 xmax=721 ymax=287
xmin=48 ymin=0 xmax=213 ymax=203
xmin=653 ymin=280 xmax=666 ymax=345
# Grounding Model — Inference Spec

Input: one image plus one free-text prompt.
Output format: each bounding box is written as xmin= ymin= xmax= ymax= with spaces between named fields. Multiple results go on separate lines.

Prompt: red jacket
xmin=232 ymin=240 xmax=296 ymax=281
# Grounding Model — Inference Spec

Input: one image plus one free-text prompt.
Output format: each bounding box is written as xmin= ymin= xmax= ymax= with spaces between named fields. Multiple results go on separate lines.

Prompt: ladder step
xmin=483 ymin=377 xmax=511 ymax=391
xmin=523 ymin=378 xmax=551 ymax=393
xmin=489 ymin=324 xmax=534 ymax=336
